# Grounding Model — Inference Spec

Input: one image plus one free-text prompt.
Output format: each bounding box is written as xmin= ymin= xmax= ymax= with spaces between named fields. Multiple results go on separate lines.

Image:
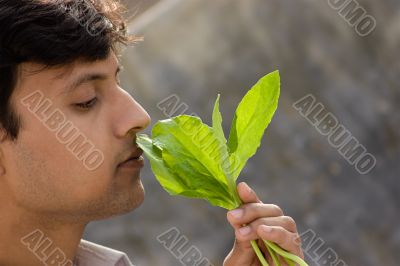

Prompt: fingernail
xmin=243 ymin=182 xmax=253 ymax=194
xmin=239 ymin=226 xmax=251 ymax=235
xmin=261 ymin=225 xmax=272 ymax=233
xmin=229 ymin=209 xmax=244 ymax=219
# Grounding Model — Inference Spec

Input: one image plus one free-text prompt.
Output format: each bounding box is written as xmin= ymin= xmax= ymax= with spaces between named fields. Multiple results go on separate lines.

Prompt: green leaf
xmin=136 ymin=134 xmax=186 ymax=192
xmin=152 ymin=116 xmax=228 ymax=185
xmin=137 ymin=115 xmax=240 ymax=210
xmin=227 ymin=71 xmax=280 ymax=180
xmin=212 ymin=94 xmax=226 ymax=144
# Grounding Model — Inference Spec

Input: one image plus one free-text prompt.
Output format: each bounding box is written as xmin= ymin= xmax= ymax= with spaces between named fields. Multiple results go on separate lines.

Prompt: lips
xmin=118 ymin=149 xmax=144 ymax=169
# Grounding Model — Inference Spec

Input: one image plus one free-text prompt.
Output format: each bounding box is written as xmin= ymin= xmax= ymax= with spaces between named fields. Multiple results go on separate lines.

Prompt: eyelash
xmin=73 ymin=75 xmax=120 ymax=110
xmin=75 ymin=97 xmax=98 ymax=109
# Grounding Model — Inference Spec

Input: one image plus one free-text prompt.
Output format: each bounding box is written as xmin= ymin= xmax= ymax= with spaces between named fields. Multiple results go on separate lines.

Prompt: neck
xmin=0 ymin=202 xmax=86 ymax=266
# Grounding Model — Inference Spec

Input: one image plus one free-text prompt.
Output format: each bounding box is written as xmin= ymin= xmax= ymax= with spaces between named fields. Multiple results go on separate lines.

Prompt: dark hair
xmin=0 ymin=0 xmax=140 ymax=140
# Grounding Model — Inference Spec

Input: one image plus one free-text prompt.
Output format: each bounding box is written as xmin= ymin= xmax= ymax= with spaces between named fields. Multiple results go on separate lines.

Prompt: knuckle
xmin=282 ymin=216 xmax=296 ymax=229
xmin=290 ymin=234 xmax=304 ymax=257
xmin=269 ymin=226 xmax=281 ymax=237
xmin=270 ymin=204 xmax=284 ymax=215
xmin=293 ymin=233 xmax=302 ymax=247
xmin=270 ymin=227 xmax=287 ymax=243
xmin=254 ymin=217 xmax=270 ymax=228
xmin=245 ymin=202 xmax=263 ymax=214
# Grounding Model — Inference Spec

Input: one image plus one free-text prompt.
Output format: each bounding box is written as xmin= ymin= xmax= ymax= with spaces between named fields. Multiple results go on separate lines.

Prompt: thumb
xmin=237 ymin=182 xmax=262 ymax=204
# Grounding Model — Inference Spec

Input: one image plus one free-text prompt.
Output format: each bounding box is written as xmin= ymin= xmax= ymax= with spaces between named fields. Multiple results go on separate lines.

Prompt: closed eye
xmin=75 ymin=97 xmax=98 ymax=109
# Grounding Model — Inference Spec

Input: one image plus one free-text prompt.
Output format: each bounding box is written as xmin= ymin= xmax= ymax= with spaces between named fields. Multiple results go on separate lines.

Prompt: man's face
xmin=0 ymin=52 xmax=151 ymax=222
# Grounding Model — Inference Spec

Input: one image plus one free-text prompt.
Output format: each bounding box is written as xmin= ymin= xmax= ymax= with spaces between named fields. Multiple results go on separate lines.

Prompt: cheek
xmin=9 ymin=122 xmax=113 ymax=211
xmin=10 ymin=96 xmax=118 ymax=209
xmin=62 ymin=115 xmax=118 ymax=191
xmin=9 ymin=139 xmax=66 ymax=210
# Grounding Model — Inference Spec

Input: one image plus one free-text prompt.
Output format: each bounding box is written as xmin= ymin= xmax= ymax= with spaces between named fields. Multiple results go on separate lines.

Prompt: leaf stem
xmin=250 ymin=240 xmax=269 ymax=266
xmin=266 ymin=244 xmax=281 ymax=266
xmin=263 ymin=240 xmax=308 ymax=266
xmin=283 ymin=257 xmax=296 ymax=266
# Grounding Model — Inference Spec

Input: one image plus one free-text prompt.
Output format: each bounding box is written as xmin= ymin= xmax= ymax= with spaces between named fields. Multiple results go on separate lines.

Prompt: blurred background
xmin=84 ymin=0 xmax=400 ymax=265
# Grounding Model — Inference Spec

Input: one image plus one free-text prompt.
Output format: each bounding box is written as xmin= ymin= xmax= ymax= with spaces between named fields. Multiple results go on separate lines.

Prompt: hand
xmin=223 ymin=182 xmax=304 ymax=266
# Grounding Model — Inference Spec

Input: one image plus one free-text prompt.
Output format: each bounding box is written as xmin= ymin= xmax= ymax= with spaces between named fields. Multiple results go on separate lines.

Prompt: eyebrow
xmin=62 ymin=65 xmax=122 ymax=94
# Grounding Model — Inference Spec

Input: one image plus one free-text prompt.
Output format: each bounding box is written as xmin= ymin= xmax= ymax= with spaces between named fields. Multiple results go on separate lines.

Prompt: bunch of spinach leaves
xmin=137 ymin=71 xmax=308 ymax=266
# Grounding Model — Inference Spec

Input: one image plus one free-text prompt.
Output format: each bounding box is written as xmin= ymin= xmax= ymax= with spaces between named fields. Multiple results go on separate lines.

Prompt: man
xmin=0 ymin=0 xmax=304 ymax=265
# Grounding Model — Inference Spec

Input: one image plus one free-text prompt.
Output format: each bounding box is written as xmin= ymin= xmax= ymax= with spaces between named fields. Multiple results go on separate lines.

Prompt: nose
xmin=112 ymin=89 xmax=151 ymax=138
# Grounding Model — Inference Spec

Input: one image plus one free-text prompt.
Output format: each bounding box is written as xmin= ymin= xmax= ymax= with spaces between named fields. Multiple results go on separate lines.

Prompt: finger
xmin=237 ymin=182 xmax=262 ymax=204
xmin=227 ymin=203 xmax=284 ymax=228
xmin=257 ymin=225 xmax=304 ymax=259
xmin=252 ymin=216 xmax=297 ymax=233
xmin=267 ymin=216 xmax=297 ymax=233
xmin=229 ymin=216 xmax=297 ymax=242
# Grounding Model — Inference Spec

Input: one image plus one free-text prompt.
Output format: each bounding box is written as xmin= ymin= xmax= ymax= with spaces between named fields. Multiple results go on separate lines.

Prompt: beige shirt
xmin=74 ymin=240 xmax=134 ymax=266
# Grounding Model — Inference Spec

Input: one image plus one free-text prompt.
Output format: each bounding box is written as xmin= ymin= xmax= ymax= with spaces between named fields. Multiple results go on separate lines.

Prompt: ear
xmin=0 ymin=128 xmax=7 ymax=176
xmin=0 ymin=162 xmax=4 ymax=176
xmin=0 ymin=127 xmax=6 ymax=142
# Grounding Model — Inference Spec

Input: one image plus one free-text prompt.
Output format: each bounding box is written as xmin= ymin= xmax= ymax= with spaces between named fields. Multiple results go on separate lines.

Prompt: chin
xmin=123 ymin=181 xmax=145 ymax=212
xmin=89 ymin=180 xmax=145 ymax=221
xmin=109 ymin=180 xmax=145 ymax=217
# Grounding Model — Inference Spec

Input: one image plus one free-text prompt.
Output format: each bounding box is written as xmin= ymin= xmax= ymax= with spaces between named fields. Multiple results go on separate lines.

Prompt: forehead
xmin=15 ymin=53 xmax=119 ymax=94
